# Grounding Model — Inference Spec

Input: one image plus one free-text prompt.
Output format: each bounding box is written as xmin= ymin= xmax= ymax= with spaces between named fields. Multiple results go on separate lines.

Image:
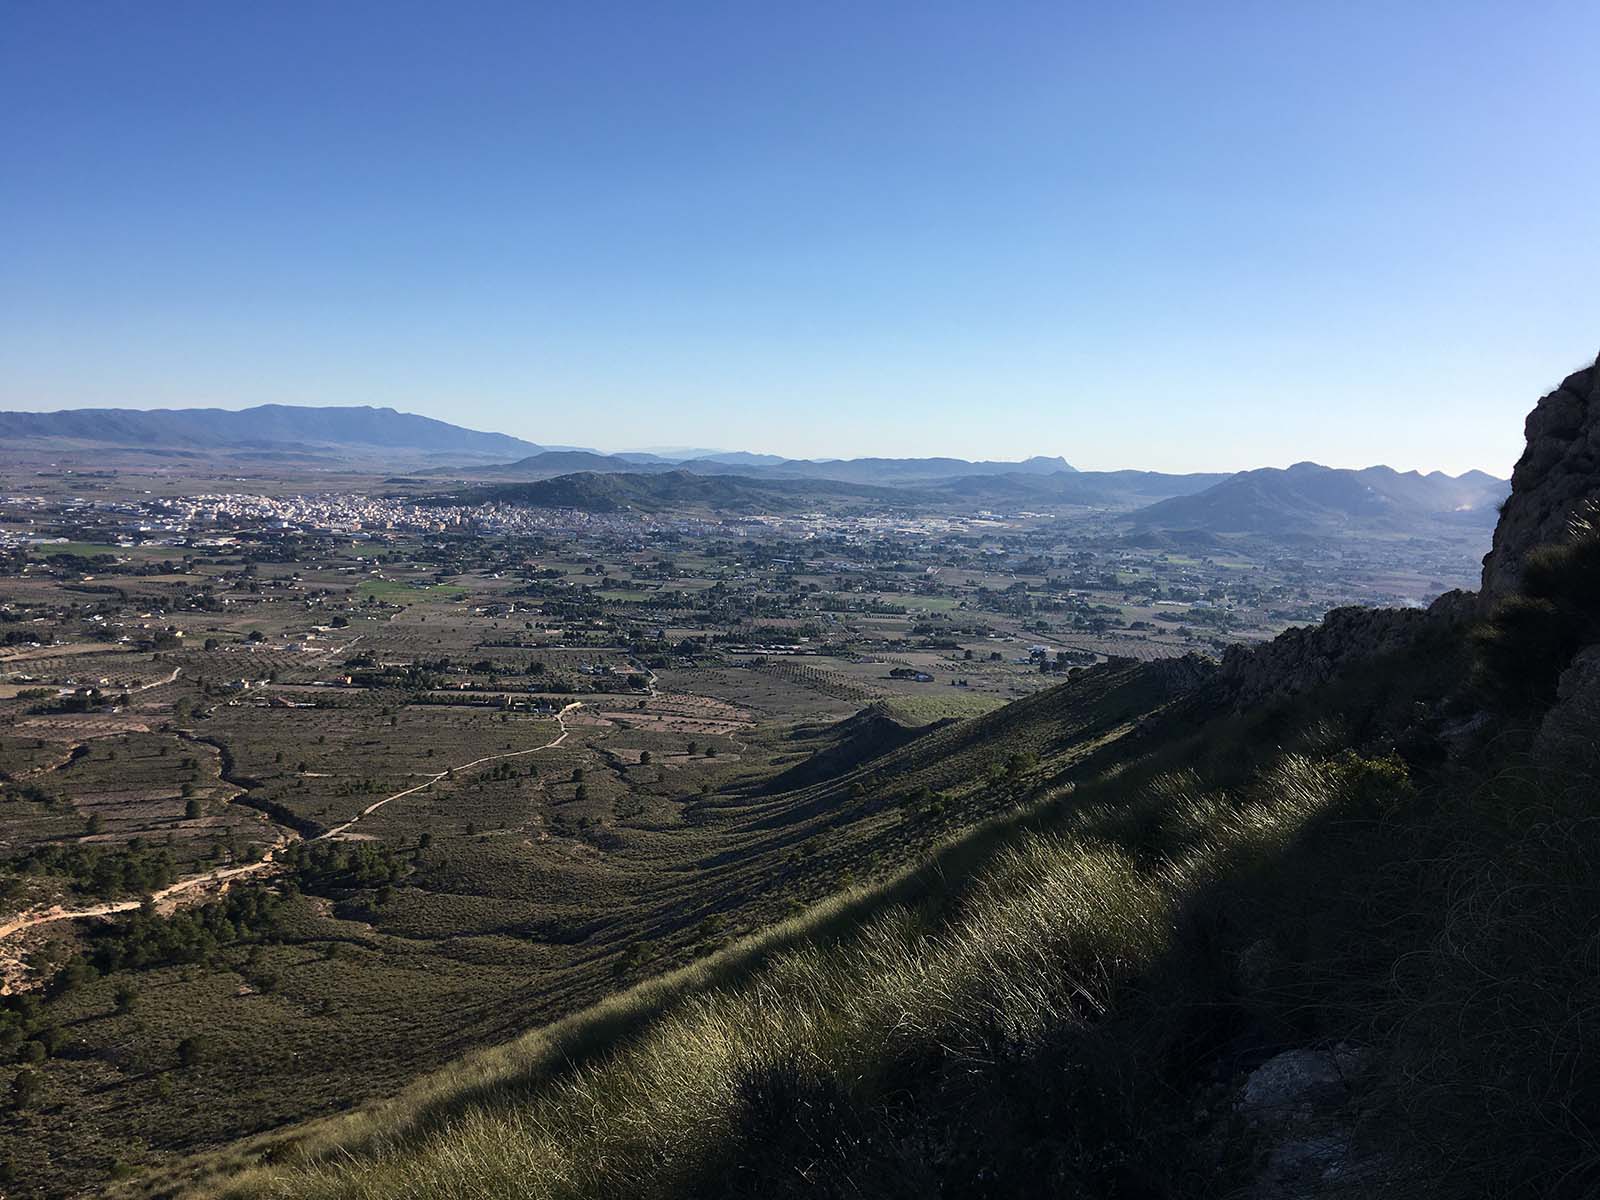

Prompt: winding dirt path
xmin=0 ymin=701 xmax=583 ymax=943
xmin=321 ymin=700 xmax=580 ymax=837
xmin=141 ymin=666 xmax=183 ymax=691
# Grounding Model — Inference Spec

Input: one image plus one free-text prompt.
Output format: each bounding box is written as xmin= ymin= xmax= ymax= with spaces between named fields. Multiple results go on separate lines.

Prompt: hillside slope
xmin=446 ymin=470 xmax=914 ymax=513
xmin=427 ymin=453 xmax=1230 ymax=509
xmin=137 ymin=355 xmax=1600 ymax=1200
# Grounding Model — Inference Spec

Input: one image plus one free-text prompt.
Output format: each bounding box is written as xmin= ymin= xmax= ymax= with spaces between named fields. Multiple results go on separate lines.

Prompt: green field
xmin=23 ymin=541 xmax=130 ymax=558
xmin=354 ymin=579 xmax=469 ymax=603
xmin=877 ymin=688 xmax=1008 ymax=722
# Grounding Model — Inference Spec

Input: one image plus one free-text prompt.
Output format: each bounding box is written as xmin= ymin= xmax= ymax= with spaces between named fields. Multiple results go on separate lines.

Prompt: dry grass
xmin=189 ymin=752 xmax=1353 ymax=1200
xmin=135 ymin=711 xmax=1600 ymax=1200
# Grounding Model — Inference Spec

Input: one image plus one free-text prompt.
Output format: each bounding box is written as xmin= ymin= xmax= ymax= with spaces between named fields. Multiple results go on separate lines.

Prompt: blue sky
xmin=3 ymin=1 xmax=1598 ymax=473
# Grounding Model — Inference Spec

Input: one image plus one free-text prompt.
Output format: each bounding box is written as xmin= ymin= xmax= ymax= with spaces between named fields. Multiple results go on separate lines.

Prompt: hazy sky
xmin=4 ymin=2 xmax=1598 ymax=474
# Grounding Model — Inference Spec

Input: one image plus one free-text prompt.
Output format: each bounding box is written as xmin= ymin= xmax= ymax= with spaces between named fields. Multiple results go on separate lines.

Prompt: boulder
xmin=1236 ymin=1045 xmax=1367 ymax=1126
xmin=1236 ymin=1045 xmax=1376 ymax=1198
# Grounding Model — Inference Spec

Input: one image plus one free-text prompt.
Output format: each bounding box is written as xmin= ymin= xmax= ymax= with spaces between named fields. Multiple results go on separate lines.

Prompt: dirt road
xmin=0 ymin=701 xmax=583 ymax=943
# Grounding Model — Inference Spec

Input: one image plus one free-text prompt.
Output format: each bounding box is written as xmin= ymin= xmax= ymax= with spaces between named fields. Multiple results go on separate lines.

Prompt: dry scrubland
xmin=191 ymin=729 xmax=1600 ymax=1200
xmin=204 ymin=749 xmax=1358 ymax=1200
xmin=0 ymin=514 xmax=1193 ymax=1193
xmin=0 ymin=447 xmax=1580 ymax=1198
xmin=169 ymin=518 xmax=1600 ymax=1199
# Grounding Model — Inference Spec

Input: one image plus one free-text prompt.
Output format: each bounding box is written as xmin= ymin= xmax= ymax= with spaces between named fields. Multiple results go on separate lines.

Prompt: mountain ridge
xmin=439 ymin=469 xmax=918 ymax=513
xmin=1133 ymin=461 xmax=1510 ymax=535
xmin=0 ymin=406 xmax=1510 ymax=504
xmin=0 ymin=404 xmax=543 ymax=462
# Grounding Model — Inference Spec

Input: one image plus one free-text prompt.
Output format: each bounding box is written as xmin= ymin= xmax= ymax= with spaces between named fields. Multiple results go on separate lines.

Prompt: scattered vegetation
xmin=0 ymin=842 xmax=178 ymax=900
xmin=0 ymin=429 xmax=1568 ymax=1198
xmin=189 ymin=713 xmax=1595 ymax=1200
xmin=1474 ymin=506 xmax=1600 ymax=708
xmin=82 ymin=891 xmax=289 ymax=975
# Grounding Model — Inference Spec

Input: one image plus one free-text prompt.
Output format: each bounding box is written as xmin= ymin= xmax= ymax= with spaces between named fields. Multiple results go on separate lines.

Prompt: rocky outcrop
xmin=1209 ymin=353 xmax=1599 ymax=712
xmin=1238 ymin=1044 xmax=1367 ymax=1123
xmin=1533 ymin=645 xmax=1600 ymax=771
xmin=758 ymin=705 xmax=928 ymax=794
xmin=1214 ymin=591 xmax=1472 ymax=708
xmin=1480 ymin=353 xmax=1600 ymax=600
xmin=1234 ymin=1044 xmax=1380 ymax=1198
xmin=1140 ymin=652 xmax=1219 ymax=695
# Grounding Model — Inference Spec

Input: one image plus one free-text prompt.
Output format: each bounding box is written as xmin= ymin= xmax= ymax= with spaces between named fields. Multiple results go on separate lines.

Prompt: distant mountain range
xmin=1134 ymin=462 xmax=1509 ymax=536
xmin=0 ymin=403 xmax=1508 ymax=538
xmin=611 ymin=449 xmax=794 ymax=467
xmin=0 ymin=404 xmax=541 ymax=464
xmin=0 ymin=403 xmax=1081 ymax=480
xmin=443 ymin=462 xmax=1509 ymax=542
xmin=446 ymin=470 xmax=912 ymax=514
xmin=425 ymin=449 xmax=1081 ymax=486
xmin=433 ymin=464 xmax=1235 ymax=515
xmin=930 ymin=468 xmax=1227 ymax=507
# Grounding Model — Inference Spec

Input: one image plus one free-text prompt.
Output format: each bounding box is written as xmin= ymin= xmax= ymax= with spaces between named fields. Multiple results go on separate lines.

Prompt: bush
xmin=1475 ymin=516 xmax=1600 ymax=709
xmin=9 ymin=1069 xmax=40 ymax=1111
xmin=177 ymin=1034 xmax=209 ymax=1069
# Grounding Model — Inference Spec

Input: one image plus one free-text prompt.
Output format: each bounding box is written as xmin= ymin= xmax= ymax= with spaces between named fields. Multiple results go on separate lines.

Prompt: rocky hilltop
xmin=1214 ymin=352 xmax=1599 ymax=710
xmin=1214 ymin=594 xmax=1470 ymax=708
xmin=1480 ymin=352 xmax=1600 ymax=599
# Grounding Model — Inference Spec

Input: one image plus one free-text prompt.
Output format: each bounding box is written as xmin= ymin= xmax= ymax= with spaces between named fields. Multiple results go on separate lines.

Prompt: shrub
xmin=177 ymin=1034 xmax=209 ymax=1069
xmin=9 ymin=1069 xmax=40 ymax=1112
xmin=1475 ymin=514 xmax=1600 ymax=709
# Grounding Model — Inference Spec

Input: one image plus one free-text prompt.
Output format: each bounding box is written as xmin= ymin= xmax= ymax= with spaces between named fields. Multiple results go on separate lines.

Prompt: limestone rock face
xmin=1480 ymin=353 xmax=1600 ymax=600
xmin=1533 ymin=645 xmax=1600 ymax=771
xmin=1214 ymin=592 xmax=1470 ymax=708
xmin=1142 ymin=652 xmax=1218 ymax=695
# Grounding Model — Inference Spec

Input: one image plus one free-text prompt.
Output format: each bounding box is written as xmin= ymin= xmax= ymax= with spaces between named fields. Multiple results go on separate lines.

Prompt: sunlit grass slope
xmin=182 ymin=736 xmax=1371 ymax=1199
xmin=183 ymin=705 xmax=1600 ymax=1200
